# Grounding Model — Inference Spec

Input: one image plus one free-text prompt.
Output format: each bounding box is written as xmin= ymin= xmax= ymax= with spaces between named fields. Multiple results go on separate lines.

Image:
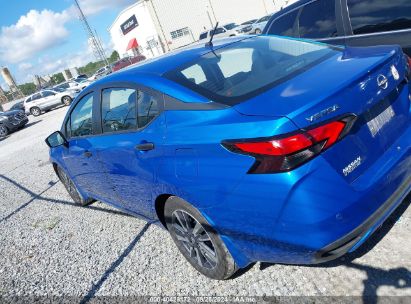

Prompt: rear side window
xmin=164 ymin=36 xmax=340 ymax=105
xmin=267 ymin=10 xmax=298 ymax=36
xmin=32 ymin=93 xmax=42 ymax=101
xmin=101 ymin=88 xmax=137 ymax=133
xmin=70 ymin=93 xmax=93 ymax=137
xmin=348 ymin=0 xmax=411 ymax=35
xmin=41 ymin=91 xmax=55 ymax=97
xmin=137 ymin=91 xmax=160 ymax=128
xmin=298 ymin=0 xmax=337 ymax=38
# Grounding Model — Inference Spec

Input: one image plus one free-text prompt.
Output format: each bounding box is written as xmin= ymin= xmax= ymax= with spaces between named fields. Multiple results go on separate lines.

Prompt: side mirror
xmin=45 ymin=131 xmax=68 ymax=148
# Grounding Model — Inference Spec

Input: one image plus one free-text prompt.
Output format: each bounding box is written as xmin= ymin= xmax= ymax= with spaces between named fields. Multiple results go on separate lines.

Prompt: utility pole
xmin=73 ymin=0 xmax=109 ymax=66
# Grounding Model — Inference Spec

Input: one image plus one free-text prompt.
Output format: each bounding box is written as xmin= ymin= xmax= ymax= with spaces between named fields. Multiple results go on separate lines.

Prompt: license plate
xmin=367 ymin=105 xmax=395 ymax=137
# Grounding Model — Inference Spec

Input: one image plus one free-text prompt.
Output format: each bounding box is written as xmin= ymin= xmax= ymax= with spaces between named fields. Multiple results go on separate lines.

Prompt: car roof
xmin=85 ymin=36 xmax=250 ymax=103
xmin=107 ymin=36 xmax=247 ymax=76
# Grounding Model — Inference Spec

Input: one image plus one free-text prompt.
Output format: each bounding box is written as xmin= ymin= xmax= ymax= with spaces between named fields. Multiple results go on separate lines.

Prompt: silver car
xmin=23 ymin=89 xmax=78 ymax=116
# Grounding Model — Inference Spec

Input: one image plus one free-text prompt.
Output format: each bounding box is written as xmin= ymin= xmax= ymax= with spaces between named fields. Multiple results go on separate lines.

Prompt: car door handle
xmin=135 ymin=142 xmax=155 ymax=151
xmin=83 ymin=151 xmax=93 ymax=158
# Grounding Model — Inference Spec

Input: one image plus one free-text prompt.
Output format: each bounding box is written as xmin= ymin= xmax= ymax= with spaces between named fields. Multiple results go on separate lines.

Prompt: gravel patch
xmin=0 ymin=106 xmax=410 ymax=302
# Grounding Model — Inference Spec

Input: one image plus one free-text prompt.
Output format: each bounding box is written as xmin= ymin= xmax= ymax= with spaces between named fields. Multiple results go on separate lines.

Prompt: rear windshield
xmin=164 ymin=36 xmax=340 ymax=105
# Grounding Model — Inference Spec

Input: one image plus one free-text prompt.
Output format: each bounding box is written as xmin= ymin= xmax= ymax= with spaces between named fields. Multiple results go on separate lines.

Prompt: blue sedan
xmin=46 ymin=35 xmax=411 ymax=279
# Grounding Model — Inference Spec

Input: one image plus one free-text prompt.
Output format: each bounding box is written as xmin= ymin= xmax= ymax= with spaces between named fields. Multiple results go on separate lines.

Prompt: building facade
xmin=109 ymin=0 xmax=297 ymax=59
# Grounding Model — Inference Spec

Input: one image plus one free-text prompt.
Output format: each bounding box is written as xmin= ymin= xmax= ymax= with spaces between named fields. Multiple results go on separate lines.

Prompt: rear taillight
xmin=222 ymin=115 xmax=357 ymax=174
xmin=405 ymin=55 xmax=411 ymax=80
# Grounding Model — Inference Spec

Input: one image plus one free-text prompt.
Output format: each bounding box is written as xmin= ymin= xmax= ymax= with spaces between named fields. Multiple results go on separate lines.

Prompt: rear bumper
xmin=313 ymin=175 xmax=411 ymax=264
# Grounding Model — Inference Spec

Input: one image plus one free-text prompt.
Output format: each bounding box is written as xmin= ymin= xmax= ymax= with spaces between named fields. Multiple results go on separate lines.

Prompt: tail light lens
xmin=406 ymin=55 xmax=411 ymax=80
xmin=222 ymin=115 xmax=357 ymax=174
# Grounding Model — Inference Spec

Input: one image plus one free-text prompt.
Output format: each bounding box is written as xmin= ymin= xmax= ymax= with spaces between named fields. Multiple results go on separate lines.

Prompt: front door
xmin=62 ymin=92 xmax=116 ymax=202
xmin=92 ymin=86 xmax=165 ymax=219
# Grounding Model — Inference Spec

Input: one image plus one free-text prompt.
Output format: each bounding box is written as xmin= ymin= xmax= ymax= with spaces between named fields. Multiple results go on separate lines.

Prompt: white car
xmin=23 ymin=89 xmax=78 ymax=116
xmin=198 ymin=23 xmax=244 ymax=41
xmin=70 ymin=79 xmax=92 ymax=91
xmin=250 ymin=15 xmax=272 ymax=34
xmin=89 ymin=66 xmax=112 ymax=80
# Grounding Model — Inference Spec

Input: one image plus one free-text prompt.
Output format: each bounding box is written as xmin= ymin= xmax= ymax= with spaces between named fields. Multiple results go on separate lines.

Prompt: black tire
xmin=0 ymin=124 xmax=9 ymax=137
xmin=30 ymin=107 xmax=41 ymax=116
xmin=56 ymin=166 xmax=94 ymax=206
xmin=164 ymin=196 xmax=238 ymax=280
xmin=62 ymin=96 xmax=72 ymax=106
xmin=255 ymin=28 xmax=262 ymax=34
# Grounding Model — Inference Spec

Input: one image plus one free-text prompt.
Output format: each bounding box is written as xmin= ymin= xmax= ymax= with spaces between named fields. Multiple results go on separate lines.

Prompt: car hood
xmin=0 ymin=110 xmax=23 ymax=117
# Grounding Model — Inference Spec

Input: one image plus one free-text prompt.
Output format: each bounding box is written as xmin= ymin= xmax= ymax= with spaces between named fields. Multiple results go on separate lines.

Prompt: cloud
xmin=69 ymin=0 xmax=136 ymax=17
xmin=0 ymin=9 xmax=71 ymax=64
xmin=15 ymin=39 xmax=114 ymax=83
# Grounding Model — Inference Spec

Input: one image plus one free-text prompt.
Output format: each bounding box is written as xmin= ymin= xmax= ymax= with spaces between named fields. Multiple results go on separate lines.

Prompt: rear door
xmin=265 ymin=0 xmax=346 ymax=45
xmin=41 ymin=90 xmax=61 ymax=108
xmin=92 ymin=85 xmax=165 ymax=218
xmin=343 ymin=0 xmax=411 ymax=56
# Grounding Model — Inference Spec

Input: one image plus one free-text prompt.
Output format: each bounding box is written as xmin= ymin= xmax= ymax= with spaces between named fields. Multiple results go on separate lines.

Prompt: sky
xmin=0 ymin=0 xmax=136 ymax=88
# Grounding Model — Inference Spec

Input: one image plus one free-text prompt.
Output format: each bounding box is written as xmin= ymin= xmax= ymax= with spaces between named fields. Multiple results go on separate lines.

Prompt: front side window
xmin=298 ymin=0 xmax=337 ymax=38
xmin=348 ymin=0 xmax=411 ymax=35
xmin=70 ymin=93 xmax=93 ymax=137
xmin=164 ymin=36 xmax=339 ymax=105
xmin=101 ymin=88 xmax=137 ymax=133
xmin=267 ymin=10 xmax=298 ymax=36
xmin=137 ymin=91 xmax=160 ymax=128
xmin=199 ymin=32 xmax=208 ymax=40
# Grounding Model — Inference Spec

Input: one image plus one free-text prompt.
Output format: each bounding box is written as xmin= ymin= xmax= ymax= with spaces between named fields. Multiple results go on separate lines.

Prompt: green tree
xmin=18 ymin=83 xmax=36 ymax=96
xmin=108 ymin=50 xmax=120 ymax=64
xmin=51 ymin=72 xmax=65 ymax=84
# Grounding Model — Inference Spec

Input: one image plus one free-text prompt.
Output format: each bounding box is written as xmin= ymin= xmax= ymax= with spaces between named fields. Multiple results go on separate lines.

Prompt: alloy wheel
xmin=171 ymin=210 xmax=218 ymax=270
xmin=31 ymin=107 xmax=40 ymax=116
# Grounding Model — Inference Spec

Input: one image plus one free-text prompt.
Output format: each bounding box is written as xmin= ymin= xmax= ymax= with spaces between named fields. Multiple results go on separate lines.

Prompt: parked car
xmin=111 ymin=55 xmax=147 ymax=72
xmin=239 ymin=19 xmax=259 ymax=34
xmin=70 ymin=79 xmax=93 ymax=91
xmin=53 ymin=81 xmax=79 ymax=92
xmin=74 ymin=74 xmax=88 ymax=81
xmin=89 ymin=66 xmax=112 ymax=80
xmin=250 ymin=14 xmax=272 ymax=34
xmin=0 ymin=109 xmax=28 ymax=137
xmin=263 ymin=0 xmax=411 ymax=57
xmin=198 ymin=23 xmax=243 ymax=41
xmin=24 ymin=89 xmax=77 ymax=116
xmin=46 ymin=35 xmax=411 ymax=280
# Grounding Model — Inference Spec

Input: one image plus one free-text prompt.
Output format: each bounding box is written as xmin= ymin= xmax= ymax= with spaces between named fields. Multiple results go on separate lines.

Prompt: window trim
xmin=61 ymin=83 xmax=166 ymax=141
xmin=63 ymin=91 xmax=95 ymax=140
xmin=100 ymin=87 xmax=139 ymax=135
xmin=344 ymin=0 xmax=411 ymax=37
xmin=265 ymin=0 xmax=344 ymax=39
xmin=95 ymin=82 xmax=164 ymax=137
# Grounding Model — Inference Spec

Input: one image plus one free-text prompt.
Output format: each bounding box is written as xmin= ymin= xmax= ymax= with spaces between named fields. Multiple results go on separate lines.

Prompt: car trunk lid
xmin=234 ymin=46 xmax=411 ymax=182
